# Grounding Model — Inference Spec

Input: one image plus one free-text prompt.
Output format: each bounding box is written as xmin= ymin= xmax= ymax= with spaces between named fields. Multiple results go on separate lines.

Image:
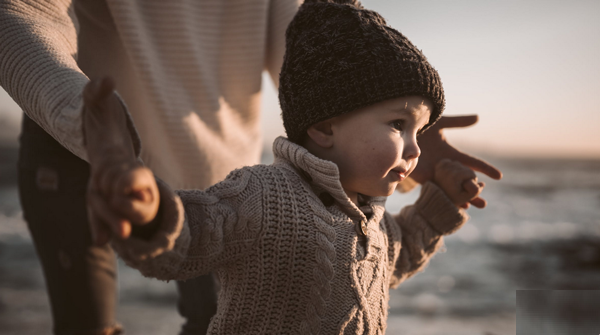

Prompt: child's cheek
xmin=375 ymin=152 xmax=399 ymax=177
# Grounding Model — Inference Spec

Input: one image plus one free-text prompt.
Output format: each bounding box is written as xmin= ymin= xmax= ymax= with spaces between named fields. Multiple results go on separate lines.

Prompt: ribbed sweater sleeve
xmin=112 ymin=168 xmax=265 ymax=281
xmin=0 ymin=0 xmax=89 ymax=156
xmin=387 ymin=182 xmax=469 ymax=288
xmin=0 ymin=0 xmax=140 ymax=160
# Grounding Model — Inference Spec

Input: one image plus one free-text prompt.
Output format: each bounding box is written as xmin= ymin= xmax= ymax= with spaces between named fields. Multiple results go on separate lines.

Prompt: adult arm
xmin=0 ymin=0 xmax=139 ymax=160
xmin=385 ymin=182 xmax=468 ymax=288
xmin=264 ymin=0 xmax=302 ymax=87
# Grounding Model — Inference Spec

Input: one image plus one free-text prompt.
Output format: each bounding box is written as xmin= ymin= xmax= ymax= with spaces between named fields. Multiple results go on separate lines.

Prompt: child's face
xmin=329 ymin=96 xmax=432 ymax=203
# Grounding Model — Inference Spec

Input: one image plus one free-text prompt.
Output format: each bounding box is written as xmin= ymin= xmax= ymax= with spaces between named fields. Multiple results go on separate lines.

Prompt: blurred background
xmin=1 ymin=0 xmax=599 ymax=334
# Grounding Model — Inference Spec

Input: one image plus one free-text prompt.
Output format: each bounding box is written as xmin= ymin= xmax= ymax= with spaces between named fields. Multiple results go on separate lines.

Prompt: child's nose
xmin=403 ymin=137 xmax=421 ymax=160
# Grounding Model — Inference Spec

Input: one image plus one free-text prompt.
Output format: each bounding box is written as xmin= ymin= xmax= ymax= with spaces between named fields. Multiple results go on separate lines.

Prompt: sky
xmin=261 ymin=0 xmax=600 ymax=158
xmin=1 ymin=0 xmax=599 ymax=158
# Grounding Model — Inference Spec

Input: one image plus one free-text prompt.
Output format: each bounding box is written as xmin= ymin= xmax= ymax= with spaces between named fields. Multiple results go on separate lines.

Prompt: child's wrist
xmin=431 ymin=180 xmax=461 ymax=208
xmin=416 ymin=182 xmax=468 ymax=234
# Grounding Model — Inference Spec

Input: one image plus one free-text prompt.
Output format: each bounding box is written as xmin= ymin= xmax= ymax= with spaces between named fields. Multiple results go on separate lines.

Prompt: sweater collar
xmin=272 ymin=137 xmax=387 ymax=224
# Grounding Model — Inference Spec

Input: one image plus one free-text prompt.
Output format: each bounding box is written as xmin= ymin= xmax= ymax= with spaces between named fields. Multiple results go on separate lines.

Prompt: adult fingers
xmin=93 ymin=160 xmax=140 ymax=197
xmin=87 ymin=186 xmax=115 ymax=246
xmin=435 ymin=115 xmax=479 ymax=129
xmin=82 ymin=77 xmax=129 ymax=161
xmin=87 ymin=189 xmax=132 ymax=239
xmin=91 ymin=163 xmax=121 ymax=197
xmin=455 ymin=152 xmax=503 ymax=180
xmin=88 ymin=208 xmax=111 ymax=246
xmin=83 ymin=77 xmax=115 ymax=108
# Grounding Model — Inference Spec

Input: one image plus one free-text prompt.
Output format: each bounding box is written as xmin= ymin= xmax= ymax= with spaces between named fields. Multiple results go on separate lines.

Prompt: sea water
xmin=1 ymin=156 xmax=599 ymax=334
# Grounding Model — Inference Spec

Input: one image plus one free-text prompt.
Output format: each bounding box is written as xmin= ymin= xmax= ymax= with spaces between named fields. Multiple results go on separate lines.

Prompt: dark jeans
xmin=17 ymin=114 xmax=217 ymax=335
xmin=176 ymin=275 xmax=218 ymax=335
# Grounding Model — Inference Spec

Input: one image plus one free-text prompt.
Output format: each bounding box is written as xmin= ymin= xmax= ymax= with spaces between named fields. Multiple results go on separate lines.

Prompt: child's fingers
xmin=118 ymin=166 xmax=156 ymax=199
xmin=87 ymin=189 xmax=132 ymax=239
xmin=111 ymin=166 xmax=160 ymax=224
xmin=436 ymin=160 xmax=492 ymax=209
xmin=469 ymin=196 xmax=487 ymax=209
xmin=464 ymin=181 xmax=486 ymax=208
xmin=463 ymin=179 xmax=484 ymax=195
xmin=436 ymin=159 xmax=477 ymax=186
xmin=462 ymin=179 xmax=480 ymax=196
xmin=110 ymin=191 xmax=159 ymax=224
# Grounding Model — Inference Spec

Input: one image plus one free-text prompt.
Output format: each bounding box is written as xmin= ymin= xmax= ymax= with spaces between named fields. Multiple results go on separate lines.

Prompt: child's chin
xmin=375 ymin=187 xmax=396 ymax=198
xmin=359 ymin=183 xmax=397 ymax=198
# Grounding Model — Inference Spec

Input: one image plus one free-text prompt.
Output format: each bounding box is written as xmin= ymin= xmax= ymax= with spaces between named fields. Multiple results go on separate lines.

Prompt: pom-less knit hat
xmin=280 ymin=0 xmax=445 ymax=143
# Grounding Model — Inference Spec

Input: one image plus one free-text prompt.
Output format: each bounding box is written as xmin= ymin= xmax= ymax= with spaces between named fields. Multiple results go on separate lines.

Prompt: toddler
xmin=84 ymin=0 xmax=485 ymax=334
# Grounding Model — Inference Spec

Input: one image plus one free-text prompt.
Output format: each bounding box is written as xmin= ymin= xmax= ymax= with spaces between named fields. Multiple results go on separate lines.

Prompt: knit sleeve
xmin=0 ymin=0 xmax=140 ymax=160
xmin=385 ymin=181 xmax=469 ymax=289
xmin=264 ymin=0 xmax=301 ymax=87
xmin=111 ymin=167 xmax=266 ymax=281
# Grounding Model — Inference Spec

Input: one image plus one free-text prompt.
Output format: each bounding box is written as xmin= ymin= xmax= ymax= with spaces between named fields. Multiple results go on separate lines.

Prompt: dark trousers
xmin=17 ymin=114 xmax=217 ymax=335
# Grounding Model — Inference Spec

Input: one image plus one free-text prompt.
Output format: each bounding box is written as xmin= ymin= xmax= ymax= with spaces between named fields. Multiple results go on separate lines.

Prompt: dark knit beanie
xmin=280 ymin=0 xmax=445 ymax=143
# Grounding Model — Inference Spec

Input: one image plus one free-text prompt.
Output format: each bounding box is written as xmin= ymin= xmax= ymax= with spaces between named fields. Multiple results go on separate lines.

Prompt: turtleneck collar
xmin=272 ymin=136 xmax=387 ymax=225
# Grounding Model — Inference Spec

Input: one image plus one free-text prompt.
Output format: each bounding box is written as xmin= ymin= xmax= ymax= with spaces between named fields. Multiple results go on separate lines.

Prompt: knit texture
xmin=279 ymin=0 xmax=445 ymax=143
xmin=0 ymin=0 xmax=300 ymax=189
xmin=112 ymin=137 xmax=468 ymax=335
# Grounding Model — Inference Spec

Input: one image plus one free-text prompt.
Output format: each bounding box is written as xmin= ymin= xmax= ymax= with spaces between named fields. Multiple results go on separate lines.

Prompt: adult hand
xmin=411 ymin=115 xmax=503 ymax=208
xmin=83 ymin=77 xmax=159 ymax=246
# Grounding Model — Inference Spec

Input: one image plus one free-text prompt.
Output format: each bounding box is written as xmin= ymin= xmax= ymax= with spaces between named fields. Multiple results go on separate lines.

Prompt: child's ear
xmin=306 ymin=120 xmax=334 ymax=148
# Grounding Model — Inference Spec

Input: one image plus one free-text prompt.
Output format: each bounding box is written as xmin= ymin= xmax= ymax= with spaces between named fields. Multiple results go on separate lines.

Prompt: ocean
xmin=1 ymin=149 xmax=599 ymax=334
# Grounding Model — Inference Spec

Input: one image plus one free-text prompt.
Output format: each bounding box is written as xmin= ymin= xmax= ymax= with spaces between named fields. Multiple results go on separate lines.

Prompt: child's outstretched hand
xmin=83 ymin=77 xmax=160 ymax=246
xmin=433 ymin=159 xmax=486 ymax=209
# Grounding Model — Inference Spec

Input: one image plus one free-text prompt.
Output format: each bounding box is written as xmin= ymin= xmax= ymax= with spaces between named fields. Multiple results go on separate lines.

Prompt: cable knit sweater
xmin=112 ymin=137 xmax=468 ymax=335
xmin=0 ymin=0 xmax=300 ymax=189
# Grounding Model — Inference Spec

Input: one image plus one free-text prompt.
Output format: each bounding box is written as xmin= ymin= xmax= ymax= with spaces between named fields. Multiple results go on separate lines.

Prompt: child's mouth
xmin=391 ymin=169 xmax=407 ymax=181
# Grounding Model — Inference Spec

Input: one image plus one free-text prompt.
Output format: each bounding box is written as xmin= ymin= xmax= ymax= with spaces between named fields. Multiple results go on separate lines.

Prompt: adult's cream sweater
xmin=113 ymin=137 xmax=469 ymax=335
xmin=0 ymin=0 xmax=300 ymax=189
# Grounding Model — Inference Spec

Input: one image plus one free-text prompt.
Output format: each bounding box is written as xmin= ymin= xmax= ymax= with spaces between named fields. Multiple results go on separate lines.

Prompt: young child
xmin=84 ymin=0 xmax=484 ymax=333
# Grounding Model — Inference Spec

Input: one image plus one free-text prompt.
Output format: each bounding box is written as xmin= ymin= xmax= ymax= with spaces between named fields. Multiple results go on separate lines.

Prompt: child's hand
xmin=433 ymin=159 xmax=486 ymax=209
xmin=83 ymin=77 xmax=160 ymax=245
xmin=87 ymin=160 xmax=160 ymax=245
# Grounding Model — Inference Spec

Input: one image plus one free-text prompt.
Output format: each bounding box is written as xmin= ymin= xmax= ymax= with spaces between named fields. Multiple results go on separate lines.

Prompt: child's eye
xmin=391 ymin=120 xmax=404 ymax=131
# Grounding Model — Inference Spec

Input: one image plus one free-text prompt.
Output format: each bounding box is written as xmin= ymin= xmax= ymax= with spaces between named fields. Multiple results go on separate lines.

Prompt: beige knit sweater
xmin=0 ymin=0 xmax=300 ymax=189
xmin=112 ymin=137 xmax=468 ymax=335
